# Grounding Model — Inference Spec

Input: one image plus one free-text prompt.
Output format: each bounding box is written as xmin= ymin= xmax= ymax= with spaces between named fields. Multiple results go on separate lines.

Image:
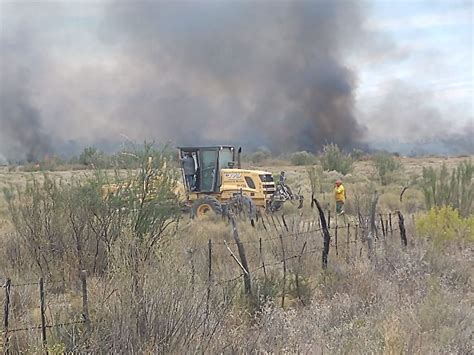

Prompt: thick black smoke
xmin=101 ymin=1 xmax=366 ymax=153
xmin=2 ymin=1 xmax=469 ymax=160
xmin=0 ymin=4 xmax=54 ymax=162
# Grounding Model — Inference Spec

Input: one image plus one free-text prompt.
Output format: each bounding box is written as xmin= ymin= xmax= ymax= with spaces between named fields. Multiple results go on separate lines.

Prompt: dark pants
xmin=336 ymin=201 xmax=344 ymax=214
xmin=185 ymin=174 xmax=195 ymax=190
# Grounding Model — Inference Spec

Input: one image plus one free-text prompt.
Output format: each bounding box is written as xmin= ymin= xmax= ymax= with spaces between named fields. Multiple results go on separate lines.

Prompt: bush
xmin=320 ymin=143 xmax=353 ymax=175
xmin=372 ymin=152 xmax=401 ymax=185
xmin=4 ymin=143 xmax=181 ymax=279
xmin=290 ymin=151 xmax=316 ymax=166
xmin=247 ymin=149 xmax=271 ymax=164
xmin=416 ymin=206 xmax=474 ymax=249
xmin=421 ymin=160 xmax=473 ymax=217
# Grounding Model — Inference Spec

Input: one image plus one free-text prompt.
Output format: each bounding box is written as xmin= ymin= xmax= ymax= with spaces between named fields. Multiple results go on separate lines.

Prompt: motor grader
xmin=178 ymin=145 xmax=303 ymax=217
xmin=101 ymin=145 xmax=303 ymax=219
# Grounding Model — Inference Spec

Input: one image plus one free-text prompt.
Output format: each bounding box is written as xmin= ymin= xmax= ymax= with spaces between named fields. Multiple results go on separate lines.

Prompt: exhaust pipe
xmin=238 ymin=147 xmax=242 ymax=169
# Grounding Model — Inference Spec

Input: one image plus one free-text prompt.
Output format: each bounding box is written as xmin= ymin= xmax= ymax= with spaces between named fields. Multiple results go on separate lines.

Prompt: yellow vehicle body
xmin=185 ymin=168 xmax=275 ymax=209
xmin=102 ymin=146 xmax=300 ymax=218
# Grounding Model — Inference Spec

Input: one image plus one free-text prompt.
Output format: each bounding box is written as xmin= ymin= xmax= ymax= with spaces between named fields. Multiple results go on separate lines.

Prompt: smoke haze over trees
xmin=0 ymin=1 xmax=472 ymax=161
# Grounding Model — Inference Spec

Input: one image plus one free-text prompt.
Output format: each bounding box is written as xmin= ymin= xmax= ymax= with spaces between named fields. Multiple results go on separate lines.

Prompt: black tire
xmin=192 ymin=196 xmax=223 ymax=218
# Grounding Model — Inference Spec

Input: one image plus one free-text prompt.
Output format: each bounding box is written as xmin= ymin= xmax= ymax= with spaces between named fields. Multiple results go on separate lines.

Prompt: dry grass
xmin=0 ymin=155 xmax=472 ymax=353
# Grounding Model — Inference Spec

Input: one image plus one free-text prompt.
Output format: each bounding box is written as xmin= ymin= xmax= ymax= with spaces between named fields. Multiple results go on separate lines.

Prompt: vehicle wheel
xmin=268 ymin=199 xmax=284 ymax=212
xmin=192 ymin=196 xmax=223 ymax=218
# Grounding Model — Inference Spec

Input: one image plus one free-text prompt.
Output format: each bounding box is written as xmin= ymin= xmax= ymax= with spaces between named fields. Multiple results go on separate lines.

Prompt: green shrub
xmin=372 ymin=152 xmax=401 ymax=185
xmin=319 ymin=143 xmax=353 ymax=174
xmin=351 ymin=148 xmax=366 ymax=161
xmin=416 ymin=206 xmax=474 ymax=249
xmin=306 ymin=165 xmax=324 ymax=196
xmin=247 ymin=149 xmax=271 ymax=164
xmin=421 ymin=160 xmax=473 ymax=217
xmin=290 ymin=151 xmax=316 ymax=166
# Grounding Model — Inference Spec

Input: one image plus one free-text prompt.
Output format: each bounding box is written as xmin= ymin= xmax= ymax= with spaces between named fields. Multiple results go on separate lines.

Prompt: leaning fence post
xmin=397 ymin=211 xmax=408 ymax=247
xmin=80 ymin=270 xmax=90 ymax=330
xmin=39 ymin=278 xmax=47 ymax=349
xmin=314 ymin=199 xmax=330 ymax=269
xmin=230 ymin=217 xmax=251 ymax=294
xmin=3 ymin=278 xmax=11 ymax=354
xmin=259 ymin=238 xmax=267 ymax=280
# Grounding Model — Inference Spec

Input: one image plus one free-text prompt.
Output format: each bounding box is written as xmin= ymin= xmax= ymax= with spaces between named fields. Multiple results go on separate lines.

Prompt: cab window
xmin=245 ymin=176 xmax=256 ymax=189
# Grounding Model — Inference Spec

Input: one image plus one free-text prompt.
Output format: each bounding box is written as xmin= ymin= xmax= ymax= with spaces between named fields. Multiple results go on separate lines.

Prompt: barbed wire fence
xmin=1 ymin=273 xmax=89 ymax=354
xmin=1 ymin=202 xmax=409 ymax=353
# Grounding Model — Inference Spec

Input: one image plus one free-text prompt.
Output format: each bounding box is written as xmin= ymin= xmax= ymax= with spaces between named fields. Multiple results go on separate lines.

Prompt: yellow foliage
xmin=416 ymin=206 xmax=474 ymax=248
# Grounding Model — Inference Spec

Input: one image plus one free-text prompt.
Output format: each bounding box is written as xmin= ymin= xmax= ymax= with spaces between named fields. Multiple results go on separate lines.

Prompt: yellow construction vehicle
xmin=178 ymin=146 xmax=303 ymax=217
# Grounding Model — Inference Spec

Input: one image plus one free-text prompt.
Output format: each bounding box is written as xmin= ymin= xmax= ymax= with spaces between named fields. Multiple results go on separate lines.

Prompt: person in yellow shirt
xmin=334 ymin=179 xmax=346 ymax=214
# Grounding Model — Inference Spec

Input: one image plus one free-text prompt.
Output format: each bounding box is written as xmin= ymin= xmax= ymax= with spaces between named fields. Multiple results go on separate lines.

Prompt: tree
xmin=372 ymin=152 xmax=401 ymax=185
xmin=320 ymin=143 xmax=353 ymax=174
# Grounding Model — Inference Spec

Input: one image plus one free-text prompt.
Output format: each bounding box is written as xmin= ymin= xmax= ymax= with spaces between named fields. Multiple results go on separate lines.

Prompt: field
xmin=0 ymin=155 xmax=473 ymax=353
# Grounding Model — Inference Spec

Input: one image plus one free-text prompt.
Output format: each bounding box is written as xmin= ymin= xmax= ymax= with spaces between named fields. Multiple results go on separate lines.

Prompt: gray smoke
xmin=100 ymin=0 xmax=367 ymax=153
xmin=2 ymin=1 xmax=470 ymax=160
xmin=363 ymin=80 xmax=474 ymax=154
xmin=0 ymin=14 xmax=53 ymax=162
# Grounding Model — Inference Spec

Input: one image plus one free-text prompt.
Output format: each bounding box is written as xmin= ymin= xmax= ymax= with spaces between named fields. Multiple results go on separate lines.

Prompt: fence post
xmin=397 ymin=211 xmax=408 ymax=247
xmin=3 ymin=278 xmax=11 ymax=354
xmin=281 ymin=215 xmax=289 ymax=232
xmin=259 ymin=238 xmax=267 ymax=280
xmin=379 ymin=214 xmax=386 ymax=238
xmin=346 ymin=223 xmax=350 ymax=260
xmin=230 ymin=217 xmax=251 ymax=295
xmin=80 ymin=270 xmax=90 ymax=331
xmin=39 ymin=278 xmax=47 ymax=350
xmin=314 ymin=199 xmax=331 ymax=269
xmin=335 ymin=225 xmax=338 ymax=256
xmin=389 ymin=213 xmax=393 ymax=234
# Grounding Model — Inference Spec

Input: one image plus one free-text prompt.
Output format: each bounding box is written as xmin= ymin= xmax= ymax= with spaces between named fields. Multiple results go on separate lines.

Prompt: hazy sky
xmin=0 ymin=0 xmax=472 ymax=159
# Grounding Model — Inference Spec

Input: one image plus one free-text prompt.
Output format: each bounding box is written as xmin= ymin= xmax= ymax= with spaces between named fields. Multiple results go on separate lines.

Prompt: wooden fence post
xmin=335 ymin=225 xmax=338 ymax=256
xmin=281 ymin=215 xmax=289 ymax=232
xmin=3 ymin=278 xmax=11 ymax=354
xmin=39 ymin=278 xmax=47 ymax=350
xmin=259 ymin=238 xmax=267 ymax=280
xmin=314 ymin=199 xmax=331 ymax=269
xmin=389 ymin=213 xmax=393 ymax=234
xmin=80 ymin=270 xmax=90 ymax=330
xmin=397 ymin=211 xmax=408 ymax=247
xmin=379 ymin=214 xmax=386 ymax=238
xmin=346 ymin=223 xmax=350 ymax=260
xmin=230 ymin=217 xmax=251 ymax=294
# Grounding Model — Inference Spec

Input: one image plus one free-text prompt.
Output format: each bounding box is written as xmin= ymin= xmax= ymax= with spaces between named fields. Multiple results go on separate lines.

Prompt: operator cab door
xmin=198 ymin=148 xmax=219 ymax=192
xmin=178 ymin=149 xmax=198 ymax=191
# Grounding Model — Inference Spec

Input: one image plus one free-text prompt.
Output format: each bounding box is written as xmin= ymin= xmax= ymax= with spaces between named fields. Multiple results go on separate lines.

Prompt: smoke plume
xmin=1 ymin=1 xmax=470 ymax=160
xmin=100 ymin=1 xmax=366 ymax=153
xmin=0 ymin=13 xmax=53 ymax=162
